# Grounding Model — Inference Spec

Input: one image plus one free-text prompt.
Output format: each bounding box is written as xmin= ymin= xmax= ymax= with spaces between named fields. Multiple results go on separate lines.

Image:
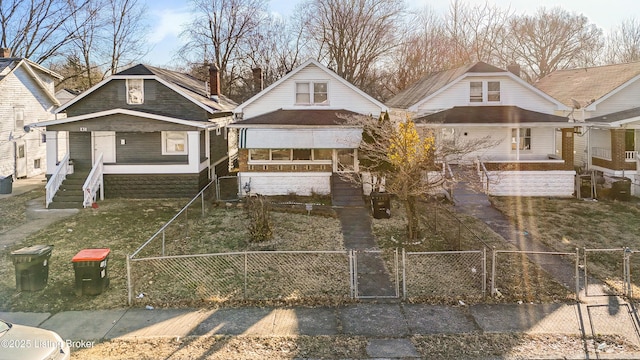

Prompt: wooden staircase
xmin=48 ymin=169 xmax=89 ymax=209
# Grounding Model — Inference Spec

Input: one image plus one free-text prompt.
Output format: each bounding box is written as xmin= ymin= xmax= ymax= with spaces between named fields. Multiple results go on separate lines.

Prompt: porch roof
xmin=586 ymin=106 xmax=640 ymax=126
xmin=228 ymin=109 xmax=362 ymax=128
xmin=414 ymin=106 xmax=572 ymax=127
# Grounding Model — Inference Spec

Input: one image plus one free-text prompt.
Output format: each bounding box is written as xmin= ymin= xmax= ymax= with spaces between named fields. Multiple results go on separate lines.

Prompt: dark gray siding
xmin=69 ymin=132 xmax=92 ymax=169
xmin=65 ymin=79 xmax=209 ymax=120
xmin=115 ymin=132 xmax=188 ymax=163
xmin=209 ymin=128 xmax=228 ymax=162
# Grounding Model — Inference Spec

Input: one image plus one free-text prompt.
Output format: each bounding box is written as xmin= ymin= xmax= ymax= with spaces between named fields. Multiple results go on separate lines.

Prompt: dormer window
xmin=126 ymin=79 xmax=144 ymax=104
xmin=469 ymin=81 xmax=500 ymax=103
xmin=296 ymin=81 xmax=328 ymax=105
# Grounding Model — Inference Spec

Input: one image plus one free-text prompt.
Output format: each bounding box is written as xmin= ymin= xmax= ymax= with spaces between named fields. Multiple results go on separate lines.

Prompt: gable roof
xmin=0 ymin=57 xmax=62 ymax=106
xmin=386 ymin=62 xmax=504 ymax=109
xmin=228 ymin=109 xmax=361 ymax=128
xmin=234 ymin=58 xmax=387 ymax=115
xmin=414 ymin=106 xmax=572 ymax=127
xmin=534 ymin=61 xmax=640 ymax=110
xmin=56 ymin=64 xmax=236 ymax=114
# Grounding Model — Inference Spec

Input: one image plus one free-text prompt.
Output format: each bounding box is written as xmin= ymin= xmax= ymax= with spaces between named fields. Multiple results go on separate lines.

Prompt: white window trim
xmin=294 ymin=81 xmax=329 ymax=105
xmin=469 ymin=80 xmax=501 ymax=104
xmin=511 ymin=128 xmax=532 ymax=152
xmin=248 ymin=148 xmax=333 ymax=164
xmin=126 ymin=79 xmax=144 ymax=105
xmin=162 ymin=131 xmax=188 ymax=155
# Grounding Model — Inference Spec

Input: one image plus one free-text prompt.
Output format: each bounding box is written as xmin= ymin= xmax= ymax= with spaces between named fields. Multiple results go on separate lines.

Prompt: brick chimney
xmin=252 ymin=67 xmax=263 ymax=94
xmin=507 ymin=63 xmax=521 ymax=77
xmin=0 ymin=48 xmax=11 ymax=58
xmin=209 ymin=63 xmax=221 ymax=100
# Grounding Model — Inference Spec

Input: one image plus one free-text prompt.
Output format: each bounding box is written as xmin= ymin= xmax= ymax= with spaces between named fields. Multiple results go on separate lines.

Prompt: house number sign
xmin=79 ymin=127 xmax=88 ymax=132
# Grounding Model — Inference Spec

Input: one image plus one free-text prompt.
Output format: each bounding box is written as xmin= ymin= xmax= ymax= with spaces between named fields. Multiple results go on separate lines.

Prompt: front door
xmin=15 ymin=140 xmax=27 ymax=178
xmin=92 ymin=131 xmax=116 ymax=164
xmin=335 ymin=149 xmax=357 ymax=172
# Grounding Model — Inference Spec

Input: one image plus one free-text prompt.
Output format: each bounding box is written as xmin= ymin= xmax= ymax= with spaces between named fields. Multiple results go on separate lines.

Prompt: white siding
xmin=238 ymin=172 xmax=332 ymax=196
xmin=244 ymin=128 xmax=361 ymax=148
xmin=592 ymin=79 xmax=640 ymax=117
xmin=0 ymin=66 xmax=58 ymax=178
xmin=416 ymin=75 xmax=560 ymax=115
xmin=241 ymin=64 xmax=383 ymax=119
xmin=485 ymin=171 xmax=575 ymax=196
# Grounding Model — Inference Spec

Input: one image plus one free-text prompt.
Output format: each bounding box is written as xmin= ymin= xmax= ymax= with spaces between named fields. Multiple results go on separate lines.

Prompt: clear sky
xmin=141 ymin=0 xmax=640 ymax=67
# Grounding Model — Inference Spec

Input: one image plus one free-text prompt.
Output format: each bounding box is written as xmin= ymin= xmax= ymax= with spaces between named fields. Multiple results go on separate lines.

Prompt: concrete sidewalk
xmin=2 ymin=302 xmax=640 ymax=358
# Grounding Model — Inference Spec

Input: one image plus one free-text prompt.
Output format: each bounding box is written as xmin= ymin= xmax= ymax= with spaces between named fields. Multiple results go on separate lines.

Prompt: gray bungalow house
xmin=35 ymin=64 xmax=235 ymax=208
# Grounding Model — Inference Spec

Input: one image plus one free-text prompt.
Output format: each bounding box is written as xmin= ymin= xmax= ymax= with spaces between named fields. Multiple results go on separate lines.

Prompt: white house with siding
xmin=387 ymin=62 xmax=576 ymax=197
xmin=0 ymin=48 xmax=62 ymax=180
xmin=229 ymin=59 xmax=387 ymax=196
xmin=535 ymin=61 xmax=640 ymax=196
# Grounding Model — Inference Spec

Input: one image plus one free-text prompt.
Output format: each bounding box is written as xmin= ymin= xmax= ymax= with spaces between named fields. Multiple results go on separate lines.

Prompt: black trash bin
xmin=11 ymin=245 xmax=53 ymax=291
xmin=371 ymin=192 xmax=391 ymax=219
xmin=611 ymin=177 xmax=631 ymax=201
xmin=0 ymin=175 xmax=12 ymax=194
xmin=72 ymin=248 xmax=110 ymax=296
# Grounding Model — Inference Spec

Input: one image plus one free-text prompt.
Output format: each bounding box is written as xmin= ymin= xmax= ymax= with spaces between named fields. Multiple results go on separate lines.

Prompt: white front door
xmin=15 ymin=140 xmax=27 ymax=178
xmin=92 ymin=131 xmax=116 ymax=164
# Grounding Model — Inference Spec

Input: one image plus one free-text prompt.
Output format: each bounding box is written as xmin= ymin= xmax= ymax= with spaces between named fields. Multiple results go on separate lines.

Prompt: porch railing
xmin=82 ymin=153 xmax=104 ymax=208
xmin=625 ymin=151 xmax=637 ymax=162
xmin=45 ymin=152 xmax=70 ymax=208
xmin=592 ymin=147 xmax=612 ymax=161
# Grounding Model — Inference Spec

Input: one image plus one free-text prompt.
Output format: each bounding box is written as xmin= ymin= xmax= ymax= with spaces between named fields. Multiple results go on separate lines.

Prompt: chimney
xmin=0 ymin=48 xmax=11 ymax=58
xmin=252 ymin=67 xmax=263 ymax=94
xmin=507 ymin=63 xmax=521 ymax=77
xmin=209 ymin=63 xmax=221 ymax=101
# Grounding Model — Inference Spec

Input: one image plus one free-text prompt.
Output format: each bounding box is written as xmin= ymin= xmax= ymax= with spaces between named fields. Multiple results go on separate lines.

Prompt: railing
xmin=82 ymin=153 xmax=104 ymax=208
xmin=625 ymin=151 xmax=637 ymax=162
xmin=478 ymin=161 xmax=490 ymax=193
xmin=592 ymin=147 xmax=612 ymax=160
xmin=45 ymin=152 xmax=70 ymax=208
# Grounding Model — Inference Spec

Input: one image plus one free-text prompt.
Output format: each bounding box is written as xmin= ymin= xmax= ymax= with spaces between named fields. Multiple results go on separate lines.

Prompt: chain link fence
xmin=421 ymin=201 xmax=491 ymax=251
xmin=402 ymin=249 xmax=486 ymax=302
xmin=583 ymin=248 xmax=627 ymax=297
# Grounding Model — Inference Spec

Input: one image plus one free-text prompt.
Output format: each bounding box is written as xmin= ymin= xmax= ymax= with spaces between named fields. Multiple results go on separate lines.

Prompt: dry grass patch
xmin=0 ymin=188 xmax=45 ymax=233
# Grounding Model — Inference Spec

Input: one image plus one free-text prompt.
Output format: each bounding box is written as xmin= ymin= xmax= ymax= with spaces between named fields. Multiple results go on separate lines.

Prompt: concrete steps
xmin=48 ymin=171 xmax=89 ymax=209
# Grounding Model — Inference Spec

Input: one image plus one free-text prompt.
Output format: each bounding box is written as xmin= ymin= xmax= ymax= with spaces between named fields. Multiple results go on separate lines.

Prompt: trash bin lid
xmin=11 ymin=245 xmax=53 ymax=256
xmin=72 ymin=248 xmax=110 ymax=262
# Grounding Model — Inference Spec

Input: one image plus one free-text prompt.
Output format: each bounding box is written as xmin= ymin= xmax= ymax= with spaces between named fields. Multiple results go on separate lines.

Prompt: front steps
xmin=48 ymin=170 xmax=89 ymax=209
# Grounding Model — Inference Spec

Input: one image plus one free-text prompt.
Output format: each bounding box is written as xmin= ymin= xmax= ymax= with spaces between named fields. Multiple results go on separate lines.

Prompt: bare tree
xmin=297 ymin=0 xmax=406 ymax=91
xmin=503 ymin=7 xmax=603 ymax=82
xmin=103 ymin=0 xmax=149 ymax=76
xmin=179 ymin=0 xmax=269 ymax=97
xmin=605 ymin=18 xmax=640 ymax=64
xmin=0 ymin=0 xmax=91 ymax=63
xmin=65 ymin=0 xmax=103 ymax=88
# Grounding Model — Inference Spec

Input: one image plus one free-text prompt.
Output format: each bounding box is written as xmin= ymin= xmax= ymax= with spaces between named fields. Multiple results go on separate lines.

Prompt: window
xmin=470 ymin=82 xmax=483 ymax=102
xmin=162 ymin=131 xmax=187 ymax=155
xmin=293 ymin=149 xmax=312 ymax=160
xmin=14 ymin=107 xmax=24 ymax=130
xmin=249 ymin=149 xmax=269 ymax=160
xmin=470 ymin=81 xmax=501 ymax=103
xmin=488 ymin=81 xmax=500 ymax=102
xmin=17 ymin=144 xmax=25 ymax=158
xmin=34 ymin=159 xmax=41 ymax=169
xmin=511 ymin=128 xmax=531 ymax=151
xmin=313 ymin=149 xmax=332 ymax=160
xmin=271 ymin=149 xmax=290 ymax=161
xmin=295 ymin=81 xmax=329 ymax=104
xmin=126 ymin=79 xmax=144 ymax=104
xmin=41 ymin=133 xmax=46 ymax=144
xmin=625 ymin=129 xmax=635 ymax=152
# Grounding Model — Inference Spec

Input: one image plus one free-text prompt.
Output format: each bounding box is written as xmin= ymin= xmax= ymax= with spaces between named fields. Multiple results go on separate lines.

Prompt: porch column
xmin=45 ymin=130 xmax=58 ymax=176
xmin=561 ymin=128 xmax=574 ymax=170
xmin=187 ymin=131 xmax=199 ymax=172
xmin=610 ymin=129 xmax=626 ymax=170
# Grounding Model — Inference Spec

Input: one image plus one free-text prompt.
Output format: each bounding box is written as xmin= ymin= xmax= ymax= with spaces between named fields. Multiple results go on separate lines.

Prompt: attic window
xmin=126 ymin=79 xmax=144 ymax=104
xmin=296 ymin=81 xmax=329 ymax=105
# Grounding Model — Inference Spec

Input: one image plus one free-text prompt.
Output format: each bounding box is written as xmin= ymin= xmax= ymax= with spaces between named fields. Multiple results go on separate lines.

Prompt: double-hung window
xmin=296 ymin=81 xmax=329 ymax=105
xmin=470 ymin=81 xmax=500 ymax=103
xmin=162 ymin=131 xmax=187 ymax=155
xmin=511 ymin=128 xmax=531 ymax=151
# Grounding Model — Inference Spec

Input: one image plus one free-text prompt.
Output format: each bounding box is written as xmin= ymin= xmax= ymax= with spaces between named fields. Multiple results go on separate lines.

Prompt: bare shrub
xmin=245 ymin=195 xmax=273 ymax=242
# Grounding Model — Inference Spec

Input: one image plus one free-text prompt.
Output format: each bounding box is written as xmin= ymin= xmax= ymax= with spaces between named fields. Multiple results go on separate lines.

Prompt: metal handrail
xmin=45 ymin=152 xmax=70 ymax=208
xmin=478 ymin=160 xmax=491 ymax=194
xmin=82 ymin=153 xmax=104 ymax=208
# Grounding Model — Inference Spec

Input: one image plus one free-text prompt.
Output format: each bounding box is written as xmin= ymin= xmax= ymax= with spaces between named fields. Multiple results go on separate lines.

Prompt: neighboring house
xmin=228 ymin=59 xmax=387 ymax=196
xmin=0 ymin=48 xmax=62 ymax=179
xmin=535 ymin=61 xmax=640 ymax=195
xmin=35 ymin=63 xmax=235 ymax=207
xmin=387 ymin=62 xmax=576 ymax=197
xmin=55 ymin=89 xmax=80 ymax=106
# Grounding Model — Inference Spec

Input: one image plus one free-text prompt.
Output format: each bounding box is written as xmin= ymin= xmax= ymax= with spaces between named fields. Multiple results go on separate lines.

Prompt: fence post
xmin=583 ymin=247 xmax=588 ymax=297
xmin=402 ymin=248 xmax=406 ymax=300
xmin=458 ymin=222 xmax=461 ymax=251
xmin=244 ymin=252 xmax=248 ymax=299
xmin=482 ymin=247 xmax=487 ymax=299
xmin=162 ymin=230 xmax=165 ymax=257
xmin=575 ymin=247 xmax=580 ymax=301
xmin=491 ymin=247 xmax=497 ymax=296
xmin=349 ymin=250 xmax=355 ymax=299
xmin=625 ymin=247 xmax=632 ymax=298
xmin=394 ymin=248 xmax=400 ymax=298
xmin=126 ymin=254 xmax=132 ymax=306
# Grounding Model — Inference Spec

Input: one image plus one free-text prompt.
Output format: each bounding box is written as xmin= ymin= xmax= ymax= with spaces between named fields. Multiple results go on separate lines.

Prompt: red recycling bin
xmin=72 ymin=248 xmax=110 ymax=296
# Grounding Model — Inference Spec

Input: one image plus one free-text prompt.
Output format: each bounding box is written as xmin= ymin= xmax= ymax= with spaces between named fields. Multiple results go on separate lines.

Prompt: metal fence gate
xmin=351 ymin=249 xmax=399 ymax=299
